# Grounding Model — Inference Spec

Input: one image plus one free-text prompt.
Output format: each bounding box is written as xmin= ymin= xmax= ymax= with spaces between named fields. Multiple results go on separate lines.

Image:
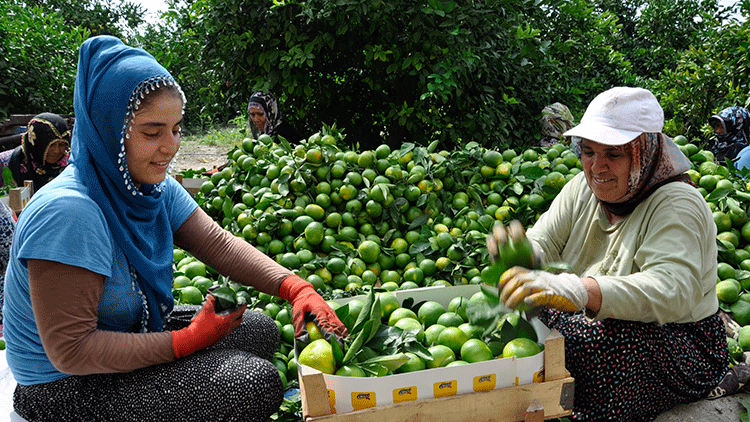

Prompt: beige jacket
xmin=528 ymin=172 xmax=718 ymax=325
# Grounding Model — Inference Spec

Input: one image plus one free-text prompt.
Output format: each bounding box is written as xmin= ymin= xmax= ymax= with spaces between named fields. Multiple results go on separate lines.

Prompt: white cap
xmin=563 ymin=87 xmax=664 ymax=145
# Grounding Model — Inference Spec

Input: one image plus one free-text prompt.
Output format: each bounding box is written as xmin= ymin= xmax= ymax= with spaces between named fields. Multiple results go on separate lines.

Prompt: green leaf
xmin=334 ymin=302 xmax=351 ymax=324
xmin=741 ymin=398 xmax=750 ymax=422
xmin=403 ymin=341 xmax=433 ymax=362
xmin=479 ymin=284 xmax=501 ymax=305
xmin=342 ymin=328 xmax=367 ymax=364
xmin=343 ymin=319 xmax=377 ymax=364
xmin=359 ymin=362 xmax=389 ymax=377
xmin=211 ymin=286 xmax=237 ymax=313
xmin=351 ymin=287 xmax=376 ymax=335
xmin=515 ymin=314 xmax=538 ymax=343
xmin=361 ymin=353 xmax=410 ymax=372
xmin=363 ymin=324 xmax=398 ymax=353
xmin=331 ymin=334 xmax=344 ymax=367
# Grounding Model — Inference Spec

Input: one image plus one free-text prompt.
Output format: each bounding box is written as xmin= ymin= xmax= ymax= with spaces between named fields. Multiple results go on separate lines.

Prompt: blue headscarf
xmin=71 ymin=35 xmax=183 ymax=332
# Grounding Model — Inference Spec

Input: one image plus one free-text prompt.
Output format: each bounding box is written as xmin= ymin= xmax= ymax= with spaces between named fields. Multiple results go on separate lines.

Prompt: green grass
xmin=182 ymin=116 xmax=249 ymax=147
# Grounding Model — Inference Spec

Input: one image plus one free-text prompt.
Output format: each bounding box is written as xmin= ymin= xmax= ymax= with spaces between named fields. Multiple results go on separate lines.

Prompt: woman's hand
xmin=171 ymin=294 xmax=247 ymax=358
xmin=486 ymin=220 xmax=540 ymax=270
xmin=280 ymin=275 xmax=348 ymax=344
xmin=498 ymin=267 xmax=588 ymax=312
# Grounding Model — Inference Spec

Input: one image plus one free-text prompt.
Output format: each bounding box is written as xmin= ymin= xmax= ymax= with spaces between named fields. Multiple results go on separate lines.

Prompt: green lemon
xmin=717 ymin=279 xmax=741 ymax=304
xmin=502 ymin=337 xmax=541 ymax=358
xmin=460 ymin=338 xmax=494 ymax=363
xmin=178 ymin=286 xmax=204 ymax=305
xmin=417 ymin=301 xmax=446 ymax=327
xmin=298 ymin=339 xmax=336 ymax=375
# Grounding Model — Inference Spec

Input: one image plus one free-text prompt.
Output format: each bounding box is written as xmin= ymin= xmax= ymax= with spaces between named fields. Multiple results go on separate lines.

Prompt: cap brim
xmin=563 ymin=122 xmax=641 ymax=146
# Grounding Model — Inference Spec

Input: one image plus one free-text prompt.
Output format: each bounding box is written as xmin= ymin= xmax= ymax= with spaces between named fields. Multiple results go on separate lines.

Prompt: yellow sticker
xmin=433 ymin=380 xmax=457 ymax=398
xmin=327 ymin=389 xmax=336 ymax=414
xmin=393 ymin=386 xmax=418 ymax=403
xmin=533 ymin=369 xmax=544 ymax=383
xmin=473 ymin=373 xmax=496 ymax=392
xmin=351 ymin=391 xmax=377 ymax=411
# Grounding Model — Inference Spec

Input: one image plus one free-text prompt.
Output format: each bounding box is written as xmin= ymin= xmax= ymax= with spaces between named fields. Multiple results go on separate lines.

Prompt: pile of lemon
xmin=297 ymin=290 xmax=541 ymax=377
xmin=171 ymin=128 xmax=750 ymax=371
xmin=192 ymin=129 xmax=580 ymax=298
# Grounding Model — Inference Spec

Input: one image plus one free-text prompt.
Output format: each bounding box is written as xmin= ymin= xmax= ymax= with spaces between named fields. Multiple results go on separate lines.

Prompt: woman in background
xmin=0 ymin=113 xmax=70 ymax=191
xmin=708 ymin=106 xmax=750 ymax=163
xmin=537 ymin=102 xmax=575 ymax=147
xmin=247 ymin=91 xmax=302 ymax=143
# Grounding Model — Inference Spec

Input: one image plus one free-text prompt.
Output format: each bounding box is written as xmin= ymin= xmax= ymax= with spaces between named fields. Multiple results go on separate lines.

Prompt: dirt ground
xmin=170 ymin=141 xmax=230 ymax=174
xmin=654 ymin=393 xmax=750 ymax=421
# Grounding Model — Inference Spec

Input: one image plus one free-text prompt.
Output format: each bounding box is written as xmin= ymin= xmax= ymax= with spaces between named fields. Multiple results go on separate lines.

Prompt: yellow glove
xmin=498 ymin=267 xmax=588 ymax=312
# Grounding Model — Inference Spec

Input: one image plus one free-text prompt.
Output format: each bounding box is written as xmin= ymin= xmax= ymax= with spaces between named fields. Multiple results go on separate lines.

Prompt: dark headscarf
xmin=71 ymin=35 xmax=185 ymax=332
xmin=708 ymin=106 xmax=750 ymax=162
xmin=247 ymin=91 xmax=282 ymax=139
xmin=9 ymin=113 xmax=70 ymax=190
xmin=572 ymin=133 xmax=693 ymax=217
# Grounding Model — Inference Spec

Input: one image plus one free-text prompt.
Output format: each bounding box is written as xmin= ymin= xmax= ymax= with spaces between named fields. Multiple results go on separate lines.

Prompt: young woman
xmin=488 ymin=87 xmax=729 ymax=421
xmin=4 ymin=35 xmax=346 ymax=422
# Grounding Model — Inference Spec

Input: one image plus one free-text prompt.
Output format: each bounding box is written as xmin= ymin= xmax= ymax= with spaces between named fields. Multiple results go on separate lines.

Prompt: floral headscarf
xmin=247 ymin=91 xmax=282 ymax=139
xmin=11 ymin=113 xmax=70 ymax=190
xmin=71 ymin=35 xmax=186 ymax=332
xmin=572 ymin=133 xmax=693 ymax=217
xmin=708 ymin=106 xmax=750 ymax=162
xmin=539 ymin=103 xmax=575 ymax=147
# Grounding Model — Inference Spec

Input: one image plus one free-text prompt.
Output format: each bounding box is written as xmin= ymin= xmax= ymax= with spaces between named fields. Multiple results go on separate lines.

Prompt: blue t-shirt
xmin=3 ymin=165 xmax=197 ymax=385
xmin=733 ymin=145 xmax=750 ymax=171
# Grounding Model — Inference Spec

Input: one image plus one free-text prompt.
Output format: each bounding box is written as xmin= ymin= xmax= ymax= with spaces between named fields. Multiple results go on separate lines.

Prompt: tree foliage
xmin=0 ymin=0 xmax=87 ymax=120
xmin=151 ymin=0 xmax=728 ymax=149
xmin=652 ymin=14 xmax=750 ymax=142
xmin=0 ymin=0 xmax=149 ymax=120
xmin=155 ymin=0 xmax=578 ymax=150
xmin=4 ymin=0 xmax=749 ymax=152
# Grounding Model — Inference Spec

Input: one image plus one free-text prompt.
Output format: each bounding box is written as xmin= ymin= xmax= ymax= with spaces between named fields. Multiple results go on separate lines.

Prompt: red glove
xmin=279 ymin=274 xmax=348 ymax=342
xmin=171 ymin=294 xmax=247 ymax=358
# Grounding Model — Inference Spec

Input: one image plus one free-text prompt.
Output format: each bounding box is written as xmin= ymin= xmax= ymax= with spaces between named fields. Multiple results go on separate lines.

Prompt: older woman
xmin=247 ymin=91 xmax=302 ymax=143
xmin=488 ymin=87 xmax=729 ymax=421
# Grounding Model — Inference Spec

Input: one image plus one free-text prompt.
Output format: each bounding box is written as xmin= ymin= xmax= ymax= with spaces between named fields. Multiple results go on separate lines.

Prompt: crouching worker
xmin=487 ymin=87 xmax=729 ymax=421
xmin=4 ymin=35 xmax=346 ymax=422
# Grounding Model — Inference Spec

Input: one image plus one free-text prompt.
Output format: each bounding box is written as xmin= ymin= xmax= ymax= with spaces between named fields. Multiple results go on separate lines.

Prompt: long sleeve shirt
xmin=527 ymin=172 xmax=718 ymax=325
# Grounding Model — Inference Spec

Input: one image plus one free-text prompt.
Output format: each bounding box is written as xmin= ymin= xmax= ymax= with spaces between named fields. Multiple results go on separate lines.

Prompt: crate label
xmin=433 ymin=380 xmax=457 ymax=398
xmin=351 ymin=391 xmax=377 ymax=411
xmin=472 ymin=373 xmax=496 ymax=392
xmin=393 ymin=386 xmax=418 ymax=403
xmin=328 ymin=389 xmax=336 ymax=414
xmin=533 ymin=369 xmax=544 ymax=383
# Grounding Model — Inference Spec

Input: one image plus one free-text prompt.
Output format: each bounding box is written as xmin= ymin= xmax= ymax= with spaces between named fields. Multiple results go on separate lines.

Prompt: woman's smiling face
xmin=125 ymin=89 xmax=183 ymax=187
xmin=580 ymin=138 xmax=632 ymax=203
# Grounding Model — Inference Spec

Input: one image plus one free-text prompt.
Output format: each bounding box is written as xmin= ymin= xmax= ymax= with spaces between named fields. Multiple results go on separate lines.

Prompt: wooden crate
xmin=173 ymin=174 xmax=207 ymax=196
xmin=298 ymin=329 xmax=574 ymax=422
